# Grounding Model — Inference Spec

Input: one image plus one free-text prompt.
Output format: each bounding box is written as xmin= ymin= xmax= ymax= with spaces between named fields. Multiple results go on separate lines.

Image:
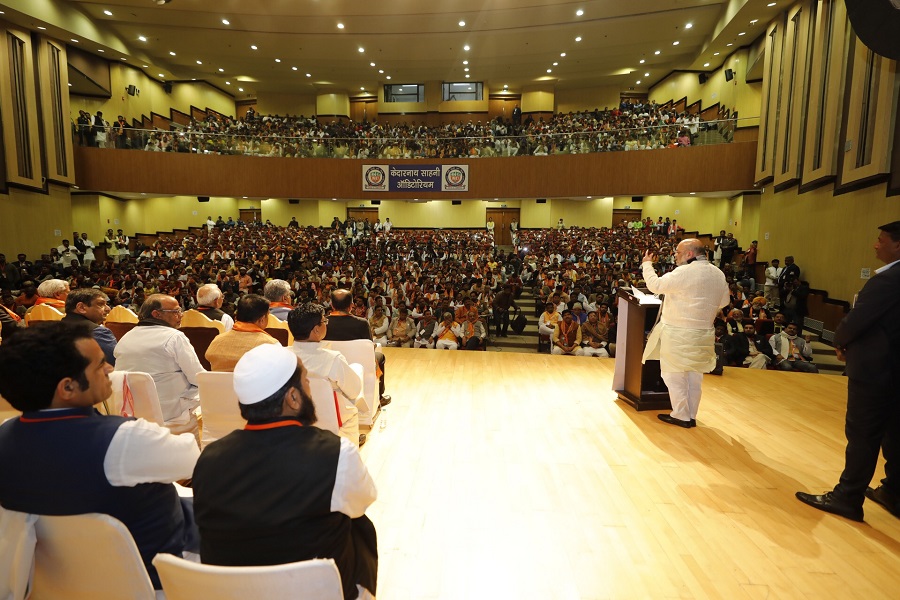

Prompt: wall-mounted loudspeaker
xmin=699 ymin=73 xmax=708 ymax=84
xmin=288 ymin=199 xmax=299 ymax=205
xmin=632 ymin=196 xmax=644 ymax=202
xmin=198 ymin=196 xmax=210 ymax=203
xmin=163 ymin=82 xmax=172 ymax=94
xmin=452 ymin=200 xmax=462 ymax=205
xmin=536 ymin=198 xmax=547 ymax=204
xmin=126 ymin=85 xmax=137 ymax=96
xmin=724 ymin=69 xmax=734 ymax=82
xmin=371 ymin=200 xmax=381 ymax=205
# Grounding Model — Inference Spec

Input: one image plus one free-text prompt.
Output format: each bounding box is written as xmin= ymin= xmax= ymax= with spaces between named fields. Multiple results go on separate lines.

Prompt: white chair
xmin=152 ymin=554 xmax=344 ymax=600
xmin=23 ymin=305 xmax=64 ymax=327
xmin=197 ymin=371 xmax=246 ymax=448
xmin=105 ymin=371 xmax=166 ymax=426
xmin=31 ymin=513 xmax=162 ymax=600
xmin=265 ymin=313 xmax=294 ymax=346
xmin=180 ymin=309 xmax=225 ymax=333
xmin=308 ymin=376 xmax=341 ymax=436
xmin=324 ymin=340 xmax=379 ymax=427
xmin=0 ymin=507 xmax=37 ymax=600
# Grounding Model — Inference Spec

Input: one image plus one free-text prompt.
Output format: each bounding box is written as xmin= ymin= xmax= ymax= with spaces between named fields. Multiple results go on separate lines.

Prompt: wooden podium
xmin=612 ymin=288 xmax=671 ymax=411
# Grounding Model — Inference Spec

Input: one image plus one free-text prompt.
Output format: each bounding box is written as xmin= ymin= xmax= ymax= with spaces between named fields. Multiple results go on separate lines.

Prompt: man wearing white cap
xmin=192 ymin=344 xmax=378 ymax=600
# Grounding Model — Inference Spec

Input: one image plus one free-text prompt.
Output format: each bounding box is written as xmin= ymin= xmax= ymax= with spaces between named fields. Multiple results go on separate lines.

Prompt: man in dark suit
xmin=324 ymin=289 xmax=390 ymax=406
xmin=777 ymin=255 xmax=801 ymax=305
xmin=797 ymin=221 xmax=900 ymax=522
xmin=727 ymin=322 xmax=774 ymax=369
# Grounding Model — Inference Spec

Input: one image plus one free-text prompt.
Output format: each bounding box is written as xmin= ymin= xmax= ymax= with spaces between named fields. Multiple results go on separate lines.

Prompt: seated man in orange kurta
xmin=31 ymin=278 xmax=70 ymax=311
xmin=205 ymin=294 xmax=279 ymax=372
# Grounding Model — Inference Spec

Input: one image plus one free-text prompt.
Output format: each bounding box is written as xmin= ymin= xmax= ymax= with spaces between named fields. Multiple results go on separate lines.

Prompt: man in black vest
xmin=324 ymin=289 xmax=390 ymax=405
xmin=192 ymin=344 xmax=378 ymax=599
xmin=195 ymin=283 xmax=234 ymax=330
xmin=0 ymin=323 xmax=201 ymax=589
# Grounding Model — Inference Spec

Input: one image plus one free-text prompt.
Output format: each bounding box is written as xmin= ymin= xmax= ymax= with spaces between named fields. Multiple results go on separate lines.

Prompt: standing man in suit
xmin=778 ymin=255 xmax=801 ymax=304
xmin=325 ymin=289 xmax=390 ymax=406
xmin=797 ymin=221 xmax=900 ymax=522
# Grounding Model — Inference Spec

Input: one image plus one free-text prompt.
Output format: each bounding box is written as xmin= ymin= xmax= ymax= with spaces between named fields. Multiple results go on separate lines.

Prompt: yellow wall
xmin=556 ymin=86 xmax=623 ymax=113
xmin=648 ymin=48 xmax=761 ymax=125
xmin=0 ymin=185 xmax=73 ymax=260
xmin=370 ymin=200 xmax=486 ymax=228
xmin=317 ymin=92 xmax=350 ymax=117
xmin=256 ymin=92 xmax=317 ymax=116
xmin=521 ymin=85 xmax=555 ymax=113
xmin=641 ymin=195 xmax=733 ymax=235
xmin=757 ymin=183 xmax=899 ymax=301
xmin=71 ymin=63 xmax=235 ymax=123
xmin=262 ymin=198 xmax=326 ymax=227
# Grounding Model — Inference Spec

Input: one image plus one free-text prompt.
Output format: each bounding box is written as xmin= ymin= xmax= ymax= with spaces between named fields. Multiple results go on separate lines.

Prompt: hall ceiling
xmin=3 ymin=0 xmax=780 ymax=97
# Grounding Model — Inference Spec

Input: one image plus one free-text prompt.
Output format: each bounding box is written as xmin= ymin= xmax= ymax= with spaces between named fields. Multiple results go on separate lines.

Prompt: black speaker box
xmin=198 ymin=196 xmax=210 ymax=202
xmin=699 ymin=73 xmax=708 ymax=84
xmin=288 ymin=199 xmax=299 ymax=204
xmin=724 ymin=69 xmax=734 ymax=82
xmin=536 ymin=198 xmax=547 ymax=204
xmin=452 ymin=200 xmax=462 ymax=205
xmin=371 ymin=200 xmax=381 ymax=205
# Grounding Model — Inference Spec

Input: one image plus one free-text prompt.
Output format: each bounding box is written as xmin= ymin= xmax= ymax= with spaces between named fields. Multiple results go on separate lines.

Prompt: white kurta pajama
xmin=641 ymin=258 xmax=730 ymax=422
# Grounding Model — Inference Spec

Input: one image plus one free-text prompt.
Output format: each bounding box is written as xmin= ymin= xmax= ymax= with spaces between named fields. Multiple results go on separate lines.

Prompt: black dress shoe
xmin=795 ymin=491 xmax=864 ymax=522
xmin=359 ymin=433 xmax=367 ymax=446
xmin=866 ymin=486 xmax=900 ymax=518
xmin=379 ymin=395 xmax=391 ymax=407
xmin=657 ymin=413 xmax=693 ymax=429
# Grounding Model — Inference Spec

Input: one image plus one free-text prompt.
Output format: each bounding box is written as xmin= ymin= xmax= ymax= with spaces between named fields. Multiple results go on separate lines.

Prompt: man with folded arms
xmin=192 ymin=344 xmax=378 ymax=600
xmin=0 ymin=323 xmax=200 ymax=590
xmin=205 ymin=294 xmax=279 ymax=372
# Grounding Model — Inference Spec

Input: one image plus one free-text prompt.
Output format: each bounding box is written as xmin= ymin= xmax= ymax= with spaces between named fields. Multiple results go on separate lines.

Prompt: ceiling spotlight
xmin=463 ymin=60 xmax=468 ymax=65
xmin=196 ymin=60 xmax=202 ymax=64
xmin=463 ymin=45 xmax=470 ymax=51
xmin=358 ymin=47 xmax=365 ymax=53
xmin=750 ymin=19 xmax=758 ymax=24
xmin=713 ymin=52 xmax=720 ymax=56
xmin=370 ymin=62 xmax=376 ymax=67
xmin=218 ymin=67 xmax=225 ymax=72
xmin=636 ymin=80 xmax=641 ymax=84
xmin=120 ymin=57 xmax=127 ymax=61
xmin=685 ymin=23 xmax=693 ymax=29
xmin=639 ymin=59 xmax=645 ymax=64
xmin=221 ymin=19 xmax=230 ymax=25
xmin=225 ymin=81 xmax=231 ymax=85
xmin=138 ymin=35 xmax=147 ymax=41
xmin=98 ymin=49 xmax=104 ymax=53
xmin=238 ymin=87 xmax=243 ymax=92
xmin=142 ymin=64 xmax=148 ymax=68
xmin=560 ymin=52 xmax=566 ymax=57
xmin=575 ymin=36 xmax=582 ymax=42
xmin=71 ymin=39 xmax=80 ymax=43
xmin=726 ymin=43 xmax=733 ymax=47
xmin=154 ymin=0 xmax=172 ymax=5
xmin=38 ymin=26 xmax=47 ymax=30
xmin=644 ymin=72 xmax=649 ymax=76
xmin=292 ymin=66 xmax=298 ymax=71
xmin=738 ymin=32 xmax=746 ymax=36
xmin=654 ymin=50 xmax=661 ymax=55
xmin=767 ymin=2 xmax=776 ymax=5
xmin=378 ymin=69 xmax=384 ymax=73
xmin=386 ymin=75 xmax=392 ymax=80
xmin=337 ymin=23 xmax=344 ymax=29
xmin=459 ymin=20 xmax=466 ymax=27
xmin=159 ymin=73 xmax=165 ymax=77
xmin=576 ymin=9 xmax=584 ymax=17
xmin=464 ymin=67 xmax=470 ymax=71
xmin=169 ymin=51 xmax=176 ymax=55
xmin=68 ymin=83 xmax=72 ymax=86
xmin=672 ymin=41 xmax=680 ymax=46
xmin=250 ymin=45 xmax=258 ymax=50
xmin=104 ymin=10 xmax=113 ymax=16
xmin=275 ymin=58 xmax=281 ymax=63
xmin=306 ymin=73 xmax=311 ymax=77
xmin=360 ymin=87 xmax=365 ymax=91
xmin=547 ymin=69 xmax=552 ymax=73
xmin=503 ymin=84 xmax=508 ymax=89
xmin=465 ymin=74 xmax=470 ymax=78
xmin=703 ymin=62 xmax=710 ymax=67
xmin=552 ymin=63 xmax=558 ymax=66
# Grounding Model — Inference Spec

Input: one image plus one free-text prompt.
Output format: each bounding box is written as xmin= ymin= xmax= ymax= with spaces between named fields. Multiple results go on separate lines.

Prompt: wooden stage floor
xmin=360 ymin=348 xmax=900 ymax=600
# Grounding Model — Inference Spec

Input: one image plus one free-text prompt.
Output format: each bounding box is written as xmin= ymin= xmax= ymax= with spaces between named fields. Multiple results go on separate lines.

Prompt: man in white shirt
xmin=764 ymin=258 xmax=783 ymax=308
xmin=195 ymin=283 xmax=234 ymax=331
xmin=287 ymin=302 xmax=365 ymax=446
xmin=0 ymin=323 xmax=200 ymax=590
xmin=641 ymin=239 xmax=730 ymax=428
xmin=114 ymin=294 xmax=207 ymax=435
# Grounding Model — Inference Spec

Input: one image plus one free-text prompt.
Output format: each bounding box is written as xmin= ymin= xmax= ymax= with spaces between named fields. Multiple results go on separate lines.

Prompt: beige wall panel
xmin=774 ymin=3 xmax=812 ymax=187
xmin=370 ymin=200 xmax=486 ymax=228
xmin=262 ymin=198 xmax=322 ymax=227
xmin=0 ymin=23 xmax=44 ymax=188
xmin=548 ymin=198 xmax=613 ymax=229
xmin=71 ymin=194 xmax=102 ymax=240
xmin=521 ymin=85 xmax=555 ymax=113
xmin=256 ymin=91 xmax=317 ymax=117
xmin=755 ymin=19 xmax=784 ymax=183
xmin=36 ymin=35 xmax=75 ymax=184
xmin=556 ymin=86 xmax=623 ymax=113
xmin=0 ymin=185 xmax=72 ymax=259
xmin=317 ymin=92 xmax=350 ymax=117
xmin=757 ymin=182 xmax=899 ymax=301
xmin=641 ymin=195 xmax=733 ymax=236
xmin=520 ymin=198 xmax=552 ymax=228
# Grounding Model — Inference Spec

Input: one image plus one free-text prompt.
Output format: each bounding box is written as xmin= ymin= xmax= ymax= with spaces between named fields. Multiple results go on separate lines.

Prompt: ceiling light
xmin=767 ymin=2 xmax=776 ymax=6
xmin=306 ymin=73 xmax=311 ymax=77
xmin=221 ymin=19 xmax=230 ymax=25
xmin=191 ymin=78 xmax=196 ymax=80
xmin=547 ymin=69 xmax=552 ymax=73
xmin=503 ymin=84 xmax=508 ymax=89
xmin=750 ymin=19 xmax=758 ymax=24
xmin=138 ymin=35 xmax=147 ymax=42
xmin=552 ymin=63 xmax=558 ymax=66
xmin=465 ymin=67 xmax=470 ymax=71
xmin=713 ymin=52 xmax=720 ymax=56
xmin=464 ymin=45 xmax=470 ymax=51
xmin=378 ymin=69 xmax=384 ymax=73
xmin=685 ymin=23 xmax=693 ymax=29
xmin=169 ymin=51 xmax=176 ymax=55
xmin=738 ymin=32 xmax=746 ymax=36
xmin=120 ymin=57 xmax=126 ymax=61
xmin=386 ymin=75 xmax=392 ymax=80
xmin=98 ymin=49 xmax=104 ymax=53
xmin=703 ymin=62 xmax=709 ymax=67
xmin=142 ymin=64 xmax=148 ymax=68
xmin=370 ymin=62 xmax=375 ymax=67
xmin=576 ymin=9 xmax=584 ymax=17
xmin=67 ymin=83 xmax=72 ymax=86
xmin=196 ymin=60 xmax=202 ymax=64
xmin=560 ymin=52 xmax=566 ymax=57
xmin=38 ymin=26 xmax=47 ymax=30
xmin=158 ymin=73 xmax=164 ymax=77
xmin=690 ymin=192 xmax=696 ymax=195
xmin=654 ymin=50 xmax=661 ymax=55
xmin=225 ymin=81 xmax=231 ymax=85
xmin=275 ymin=58 xmax=281 ymax=62
xmin=358 ymin=47 xmax=364 ymax=53
xmin=292 ymin=66 xmax=298 ymax=71
xmin=360 ymin=87 xmax=365 ymax=91
xmin=467 ymin=87 xmax=472 ymax=91
xmin=459 ymin=20 xmax=466 ymax=27
xmin=465 ymin=74 xmax=470 ymax=78
xmin=104 ymin=10 xmax=113 ymax=16
xmin=250 ymin=45 xmax=258 ymax=50
xmin=463 ymin=60 xmax=468 ymax=65
xmin=639 ymin=59 xmax=645 ymax=64
xmin=726 ymin=43 xmax=733 ymax=47
xmin=71 ymin=39 xmax=79 ymax=43
xmin=238 ymin=87 xmax=243 ymax=91
xmin=337 ymin=23 xmax=344 ymax=29
xmin=672 ymin=41 xmax=680 ymax=46
xmin=218 ymin=68 xmax=225 ymax=72
xmin=575 ymin=36 xmax=582 ymax=42
xmin=644 ymin=72 xmax=649 ymax=76
xmin=636 ymin=80 xmax=641 ymax=84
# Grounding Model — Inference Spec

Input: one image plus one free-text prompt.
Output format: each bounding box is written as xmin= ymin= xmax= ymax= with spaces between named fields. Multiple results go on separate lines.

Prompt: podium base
xmin=616 ymin=390 xmax=671 ymax=411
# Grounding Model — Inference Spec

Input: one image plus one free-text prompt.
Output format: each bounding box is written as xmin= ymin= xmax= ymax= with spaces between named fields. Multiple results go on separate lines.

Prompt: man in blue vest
xmin=0 ymin=322 xmax=201 ymax=589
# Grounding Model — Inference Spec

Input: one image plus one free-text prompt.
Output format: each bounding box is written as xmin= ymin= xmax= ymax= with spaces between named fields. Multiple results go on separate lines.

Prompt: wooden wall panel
xmin=755 ymin=17 xmax=785 ymax=184
xmin=0 ymin=23 xmax=44 ymax=189
xmin=74 ymin=142 xmax=758 ymax=200
xmin=36 ymin=36 xmax=75 ymax=185
xmin=773 ymin=3 xmax=812 ymax=189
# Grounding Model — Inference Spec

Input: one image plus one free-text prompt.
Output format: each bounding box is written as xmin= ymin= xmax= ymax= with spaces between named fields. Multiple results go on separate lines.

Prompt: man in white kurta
xmin=641 ymin=239 xmax=730 ymax=427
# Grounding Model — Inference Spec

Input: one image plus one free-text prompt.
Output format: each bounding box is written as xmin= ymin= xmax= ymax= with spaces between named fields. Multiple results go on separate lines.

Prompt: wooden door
xmin=239 ymin=208 xmax=261 ymax=224
xmin=346 ymin=206 xmax=379 ymax=227
xmin=487 ymin=208 xmax=520 ymax=246
xmin=612 ymin=209 xmax=642 ymax=228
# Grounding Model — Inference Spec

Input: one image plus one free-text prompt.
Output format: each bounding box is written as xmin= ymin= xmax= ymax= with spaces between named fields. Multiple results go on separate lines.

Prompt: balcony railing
xmin=74 ymin=117 xmax=754 ymax=159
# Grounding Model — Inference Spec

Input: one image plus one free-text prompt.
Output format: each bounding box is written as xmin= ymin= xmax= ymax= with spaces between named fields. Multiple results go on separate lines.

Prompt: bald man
xmin=641 ymin=239 xmax=730 ymax=428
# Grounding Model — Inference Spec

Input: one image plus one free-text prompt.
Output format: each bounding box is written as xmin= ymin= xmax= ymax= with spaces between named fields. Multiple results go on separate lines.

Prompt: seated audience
xmin=414 ymin=310 xmax=437 ymax=348
xmin=433 ymin=311 xmax=463 ymax=350
xmin=552 ymin=309 xmax=584 ymax=355
xmin=388 ymin=306 xmax=416 ymax=348
xmin=31 ymin=278 xmax=70 ymax=312
xmin=728 ymin=322 xmax=775 ymax=369
xmin=205 ymin=294 xmax=279 ymax=371
xmin=191 ymin=344 xmax=378 ymax=600
xmin=114 ymin=294 xmax=207 ymax=434
xmin=195 ymin=283 xmax=234 ymax=331
xmin=580 ymin=309 xmax=610 ymax=357
xmin=264 ymin=278 xmax=294 ymax=321
xmin=769 ymin=322 xmax=819 ymax=373
xmin=0 ymin=323 xmax=200 ymax=589
xmin=460 ymin=308 xmax=488 ymax=350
